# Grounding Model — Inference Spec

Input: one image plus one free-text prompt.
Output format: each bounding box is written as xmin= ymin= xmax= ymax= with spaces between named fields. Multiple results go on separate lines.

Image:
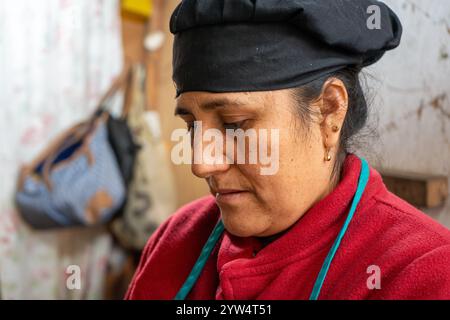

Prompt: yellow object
xmin=122 ymin=0 xmax=153 ymax=18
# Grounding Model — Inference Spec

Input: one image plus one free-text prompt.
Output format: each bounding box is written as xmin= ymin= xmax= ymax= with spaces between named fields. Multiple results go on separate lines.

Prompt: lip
xmin=214 ymin=189 xmax=249 ymax=205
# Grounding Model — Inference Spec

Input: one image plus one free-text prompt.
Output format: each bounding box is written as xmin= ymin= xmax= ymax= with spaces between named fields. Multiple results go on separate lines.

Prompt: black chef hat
xmin=170 ymin=0 xmax=402 ymax=97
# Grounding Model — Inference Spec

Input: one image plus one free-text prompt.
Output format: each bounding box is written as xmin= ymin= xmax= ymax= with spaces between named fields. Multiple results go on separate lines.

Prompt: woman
xmin=126 ymin=0 xmax=450 ymax=300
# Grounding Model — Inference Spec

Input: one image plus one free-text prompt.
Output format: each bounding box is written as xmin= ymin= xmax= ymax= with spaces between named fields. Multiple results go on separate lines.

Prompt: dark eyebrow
xmin=174 ymin=106 xmax=192 ymax=116
xmin=201 ymin=98 xmax=247 ymax=110
xmin=174 ymin=98 xmax=247 ymax=116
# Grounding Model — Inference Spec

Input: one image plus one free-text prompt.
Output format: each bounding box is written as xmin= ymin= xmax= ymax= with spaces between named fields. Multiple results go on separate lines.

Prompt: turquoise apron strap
xmin=309 ymin=157 xmax=370 ymax=300
xmin=174 ymin=156 xmax=370 ymax=300
xmin=174 ymin=219 xmax=225 ymax=300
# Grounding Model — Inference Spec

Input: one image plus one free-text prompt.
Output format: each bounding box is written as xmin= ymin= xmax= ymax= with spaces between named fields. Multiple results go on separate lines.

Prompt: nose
xmin=191 ymin=162 xmax=230 ymax=179
xmin=191 ymin=127 xmax=231 ymax=179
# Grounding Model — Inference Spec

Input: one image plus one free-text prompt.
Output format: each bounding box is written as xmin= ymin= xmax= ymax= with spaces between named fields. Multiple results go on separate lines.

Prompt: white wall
xmin=361 ymin=0 xmax=450 ymax=226
xmin=0 ymin=0 xmax=123 ymax=299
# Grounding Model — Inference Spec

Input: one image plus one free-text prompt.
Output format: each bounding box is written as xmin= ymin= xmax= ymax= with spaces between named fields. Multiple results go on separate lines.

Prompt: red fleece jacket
xmin=126 ymin=154 xmax=450 ymax=300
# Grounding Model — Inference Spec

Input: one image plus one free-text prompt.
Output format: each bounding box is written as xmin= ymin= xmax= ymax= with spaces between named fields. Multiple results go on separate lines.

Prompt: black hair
xmin=290 ymin=67 xmax=372 ymax=183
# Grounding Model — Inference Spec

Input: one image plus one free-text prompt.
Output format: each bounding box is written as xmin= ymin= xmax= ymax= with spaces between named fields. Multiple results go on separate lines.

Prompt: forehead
xmin=174 ymin=90 xmax=283 ymax=115
xmin=178 ymin=91 xmax=255 ymax=107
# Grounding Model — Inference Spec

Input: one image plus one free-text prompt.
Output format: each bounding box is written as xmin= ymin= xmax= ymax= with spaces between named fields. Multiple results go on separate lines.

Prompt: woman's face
xmin=175 ymin=84 xmax=346 ymax=237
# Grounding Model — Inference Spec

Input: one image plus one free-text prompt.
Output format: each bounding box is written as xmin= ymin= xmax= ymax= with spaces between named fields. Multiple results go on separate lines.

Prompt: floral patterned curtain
xmin=0 ymin=0 xmax=123 ymax=299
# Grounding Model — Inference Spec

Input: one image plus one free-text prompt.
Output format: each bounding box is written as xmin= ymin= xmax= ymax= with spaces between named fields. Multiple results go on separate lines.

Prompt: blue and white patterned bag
xmin=15 ymin=113 xmax=126 ymax=229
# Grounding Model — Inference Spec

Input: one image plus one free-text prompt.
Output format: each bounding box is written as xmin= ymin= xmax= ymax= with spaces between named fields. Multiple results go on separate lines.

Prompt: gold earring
xmin=325 ymin=149 xmax=332 ymax=161
xmin=332 ymin=125 xmax=339 ymax=133
xmin=324 ymin=137 xmax=332 ymax=162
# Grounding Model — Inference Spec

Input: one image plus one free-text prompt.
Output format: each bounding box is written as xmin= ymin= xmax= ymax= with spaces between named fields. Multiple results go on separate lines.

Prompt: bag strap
xmin=96 ymin=61 xmax=133 ymax=116
xmin=134 ymin=64 xmax=148 ymax=116
xmin=121 ymin=65 xmax=135 ymax=119
xmin=121 ymin=63 xmax=147 ymax=119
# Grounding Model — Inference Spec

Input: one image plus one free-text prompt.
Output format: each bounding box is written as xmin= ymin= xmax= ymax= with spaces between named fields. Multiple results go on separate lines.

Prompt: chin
xmin=220 ymin=208 xmax=269 ymax=237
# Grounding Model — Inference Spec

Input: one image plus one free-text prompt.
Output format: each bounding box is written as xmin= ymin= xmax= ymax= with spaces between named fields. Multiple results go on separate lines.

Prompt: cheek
xmin=238 ymin=163 xmax=290 ymax=217
xmin=234 ymin=127 xmax=310 ymax=208
xmin=254 ymin=130 xmax=316 ymax=212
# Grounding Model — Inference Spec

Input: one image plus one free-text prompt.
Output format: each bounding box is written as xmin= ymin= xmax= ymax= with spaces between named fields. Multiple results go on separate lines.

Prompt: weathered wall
xmin=0 ymin=0 xmax=123 ymax=299
xmin=363 ymin=0 xmax=450 ymax=226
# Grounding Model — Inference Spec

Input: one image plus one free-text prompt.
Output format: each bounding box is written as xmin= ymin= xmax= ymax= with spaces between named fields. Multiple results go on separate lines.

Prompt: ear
xmin=318 ymin=78 xmax=349 ymax=160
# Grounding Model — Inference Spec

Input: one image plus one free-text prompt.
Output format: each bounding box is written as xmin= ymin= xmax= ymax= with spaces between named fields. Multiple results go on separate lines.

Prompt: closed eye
xmin=223 ymin=121 xmax=246 ymax=130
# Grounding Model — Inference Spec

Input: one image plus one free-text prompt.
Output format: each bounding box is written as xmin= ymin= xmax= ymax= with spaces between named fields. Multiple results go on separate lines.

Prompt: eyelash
xmin=223 ymin=121 xmax=245 ymax=130
xmin=186 ymin=121 xmax=246 ymax=132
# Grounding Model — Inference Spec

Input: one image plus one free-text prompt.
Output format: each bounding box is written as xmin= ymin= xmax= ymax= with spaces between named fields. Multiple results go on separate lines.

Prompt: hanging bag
xmin=15 ymin=66 xmax=137 ymax=229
